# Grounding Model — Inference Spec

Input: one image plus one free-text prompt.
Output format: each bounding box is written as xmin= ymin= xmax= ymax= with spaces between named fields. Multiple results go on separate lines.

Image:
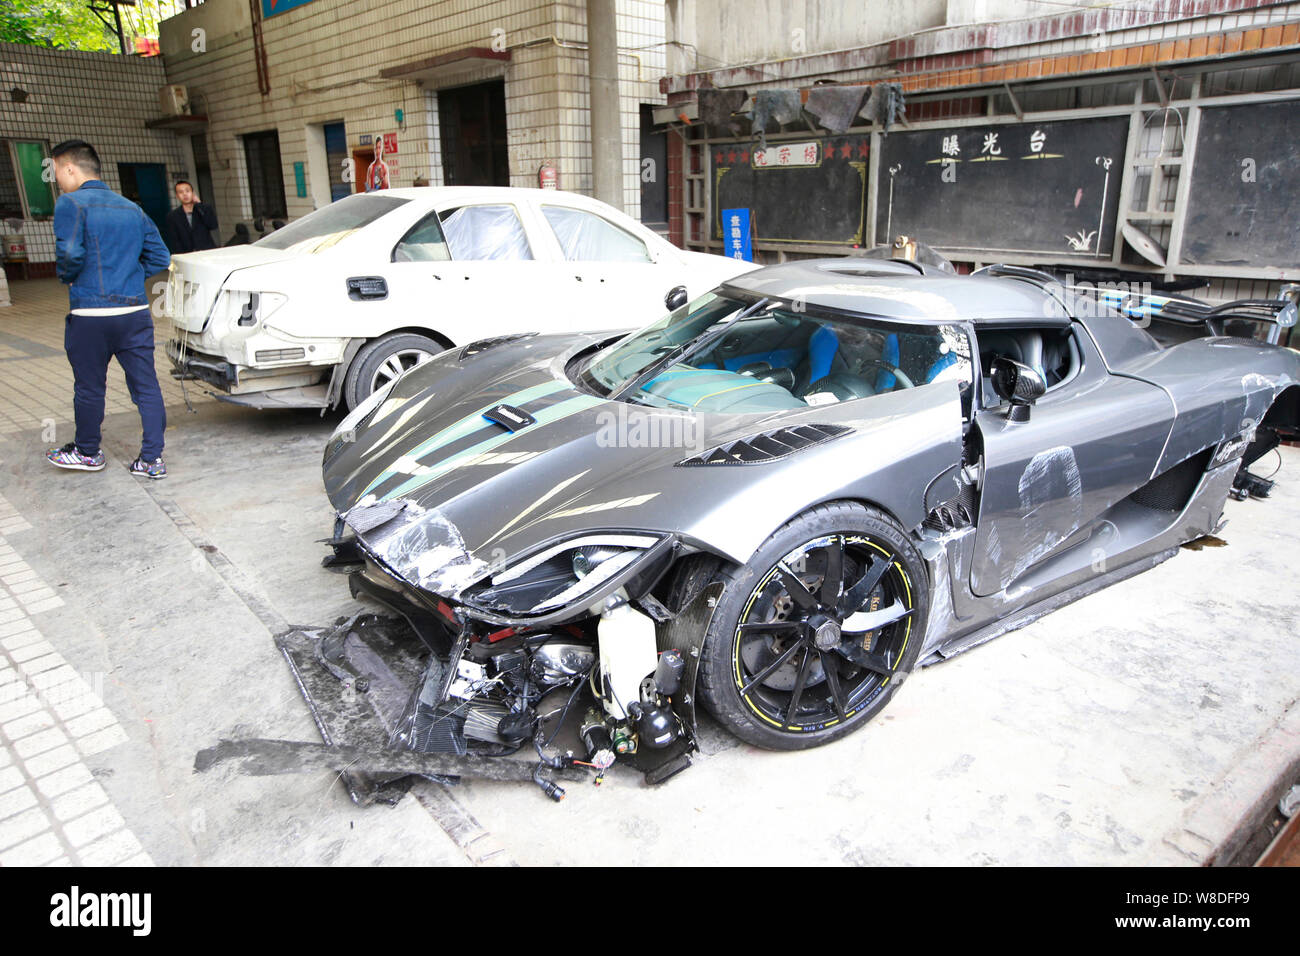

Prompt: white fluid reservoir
xmin=597 ymin=602 xmax=658 ymax=720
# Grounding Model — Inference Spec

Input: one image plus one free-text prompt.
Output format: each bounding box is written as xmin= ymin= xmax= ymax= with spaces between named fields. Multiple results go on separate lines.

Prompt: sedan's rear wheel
xmin=343 ymin=332 xmax=446 ymax=410
xmin=697 ymin=502 xmax=927 ymax=750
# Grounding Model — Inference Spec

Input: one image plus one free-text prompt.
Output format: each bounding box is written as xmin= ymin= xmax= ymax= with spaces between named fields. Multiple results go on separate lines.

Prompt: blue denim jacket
xmin=55 ymin=180 xmax=171 ymax=309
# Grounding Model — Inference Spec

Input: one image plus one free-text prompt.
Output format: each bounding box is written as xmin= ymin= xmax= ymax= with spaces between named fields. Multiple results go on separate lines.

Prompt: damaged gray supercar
xmin=318 ymin=258 xmax=1300 ymax=784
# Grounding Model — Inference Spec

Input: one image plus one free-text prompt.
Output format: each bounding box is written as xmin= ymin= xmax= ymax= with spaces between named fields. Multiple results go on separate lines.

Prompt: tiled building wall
xmin=0 ymin=42 xmax=187 ymax=270
xmin=159 ymin=0 xmax=665 ymax=233
xmin=619 ymin=1 xmax=668 ymax=216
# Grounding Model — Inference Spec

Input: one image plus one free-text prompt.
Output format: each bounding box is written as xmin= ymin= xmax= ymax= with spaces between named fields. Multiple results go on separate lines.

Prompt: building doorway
xmin=118 ymin=162 xmax=169 ymax=233
xmin=323 ymin=122 xmax=350 ymax=201
xmin=437 ymin=80 xmax=508 ymax=187
xmin=352 ymin=147 xmax=374 ymax=193
xmin=242 ymin=130 xmax=287 ymax=222
xmin=640 ymin=104 xmax=668 ymax=232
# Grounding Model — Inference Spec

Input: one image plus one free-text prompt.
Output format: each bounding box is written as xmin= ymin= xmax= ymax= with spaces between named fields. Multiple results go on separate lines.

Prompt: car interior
xmin=975 ymin=325 xmax=1082 ymax=409
xmin=392 ymin=211 xmax=452 ymax=262
xmin=633 ymin=311 xmax=974 ymax=413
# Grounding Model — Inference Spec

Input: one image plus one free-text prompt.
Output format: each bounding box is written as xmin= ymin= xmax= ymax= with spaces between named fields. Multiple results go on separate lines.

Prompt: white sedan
xmin=164 ymin=186 xmax=757 ymax=409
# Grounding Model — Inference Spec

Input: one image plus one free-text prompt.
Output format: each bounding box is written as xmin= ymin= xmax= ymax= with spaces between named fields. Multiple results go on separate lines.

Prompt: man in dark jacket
xmin=46 ymin=140 xmax=172 ymax=479
xmin=163 ymin=180 xmax=219 ymax=253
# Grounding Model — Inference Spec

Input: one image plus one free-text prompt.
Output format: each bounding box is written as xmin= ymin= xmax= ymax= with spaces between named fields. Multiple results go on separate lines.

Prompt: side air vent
xmin=1127 ymin=449 xmax=1213 ymax=513
xmin=677 ymin=423 xmax=852 ymax=466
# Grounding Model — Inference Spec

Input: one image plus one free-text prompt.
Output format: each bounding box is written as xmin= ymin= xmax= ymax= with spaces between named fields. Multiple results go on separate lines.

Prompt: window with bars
xmin=243 ymin=130 xmax=286 ymax=220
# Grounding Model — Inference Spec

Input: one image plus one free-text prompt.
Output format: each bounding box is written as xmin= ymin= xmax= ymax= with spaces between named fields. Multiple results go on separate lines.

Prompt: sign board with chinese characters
xmin=711 ymin=135 xmax=869 ymax=245
xmin=1182 ymin=99 xmax=1300 ymax=269
xmin=876 ymin=117 xmax=1128 ymax=257
xmin=721 ymin=208 xmax=752 ymax=261
xmin=752 ymin=142 xmax=820 ymax=168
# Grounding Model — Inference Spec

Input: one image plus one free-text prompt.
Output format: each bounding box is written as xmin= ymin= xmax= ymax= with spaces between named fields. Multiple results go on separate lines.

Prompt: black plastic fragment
xmin=194 ymin=738 xmax=580 ymax=784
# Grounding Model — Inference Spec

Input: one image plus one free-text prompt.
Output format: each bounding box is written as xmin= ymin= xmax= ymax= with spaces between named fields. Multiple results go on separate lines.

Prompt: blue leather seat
xmin=806 ymin=325 xmax=840 ymax=382
xmin=924 ymin=350 xmax=961 ymax=382
xmin=874 ymin=334 xmax=901 ymax=391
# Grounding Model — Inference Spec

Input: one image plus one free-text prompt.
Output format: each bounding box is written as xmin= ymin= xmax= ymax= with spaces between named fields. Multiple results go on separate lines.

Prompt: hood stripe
xmin=380 ymin=393 xmax=605 ymax=501
xmin=357 ymin=379 xmax=568 ymax=499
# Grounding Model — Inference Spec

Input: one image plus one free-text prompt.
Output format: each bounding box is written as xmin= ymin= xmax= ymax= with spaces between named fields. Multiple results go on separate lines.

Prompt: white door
xmin=384 ymin=202 xmax=569 ymax=344
xmin=535 ymin=204 xmax=683 ymax=327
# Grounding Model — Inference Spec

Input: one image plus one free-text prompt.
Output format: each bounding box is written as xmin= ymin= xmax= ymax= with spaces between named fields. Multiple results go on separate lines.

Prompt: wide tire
xmin=697 ymin=501 xmax=928 ymax=750
xmin=343 ymin=332 xmax=446 ymax=410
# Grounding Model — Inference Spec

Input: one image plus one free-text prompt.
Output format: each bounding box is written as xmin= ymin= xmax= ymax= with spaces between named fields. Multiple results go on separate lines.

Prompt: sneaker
xmin=129 ymin=457 xmax=167 ymax=480
xmin=46 ymin=442 xmax=106 ymax=472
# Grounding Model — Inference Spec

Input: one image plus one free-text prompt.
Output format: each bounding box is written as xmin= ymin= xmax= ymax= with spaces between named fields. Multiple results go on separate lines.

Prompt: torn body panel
xmin=1115 ymin=337 xmax=1300 ymax=474
xmin=920 ymin=452 xmax=1240 ymax=663
xmin=970 ymin=329 xmax=1173 ymax=596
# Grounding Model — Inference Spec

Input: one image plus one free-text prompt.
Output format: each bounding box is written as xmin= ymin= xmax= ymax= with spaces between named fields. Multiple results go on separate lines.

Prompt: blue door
xmin=324 ymin=123 xmax=350 ymax=201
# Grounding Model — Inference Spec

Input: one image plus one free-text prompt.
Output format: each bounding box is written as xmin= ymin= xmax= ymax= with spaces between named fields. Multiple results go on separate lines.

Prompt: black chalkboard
xmin=875 ymin=117 xmax=1129 ymax=257
xmin=711 ymin=135 xmax=870 ymax=245
xmin=1182 ymin=100 xmax=1300 ymax=268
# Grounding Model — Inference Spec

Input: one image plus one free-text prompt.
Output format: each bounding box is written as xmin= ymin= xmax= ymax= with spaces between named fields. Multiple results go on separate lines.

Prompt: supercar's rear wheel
xmin=697 ymin=502 xmax=927 ymax=750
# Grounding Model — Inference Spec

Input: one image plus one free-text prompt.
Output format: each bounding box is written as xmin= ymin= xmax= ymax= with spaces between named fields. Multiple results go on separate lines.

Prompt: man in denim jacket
xmin=46 ymin=140 xmax=172 ymax=478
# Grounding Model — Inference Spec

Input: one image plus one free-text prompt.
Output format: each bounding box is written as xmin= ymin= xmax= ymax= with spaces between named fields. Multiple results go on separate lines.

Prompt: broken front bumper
xmin=194 ymin=616 xmax=584 ymax=805
xmin=167 ymin=339 xmax=331 ymax=407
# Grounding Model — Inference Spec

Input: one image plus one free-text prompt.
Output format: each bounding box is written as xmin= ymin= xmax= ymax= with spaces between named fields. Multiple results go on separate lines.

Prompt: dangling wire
xmin=1141 ymin=105 xmax=1186 ymax=160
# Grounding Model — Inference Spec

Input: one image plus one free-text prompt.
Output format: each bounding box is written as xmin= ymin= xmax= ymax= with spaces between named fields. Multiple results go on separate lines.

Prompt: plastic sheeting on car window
xmin=541 ymin=205 xmax=652 ymax=263
xmin=439 ymin=205 xmax=533 ymax=261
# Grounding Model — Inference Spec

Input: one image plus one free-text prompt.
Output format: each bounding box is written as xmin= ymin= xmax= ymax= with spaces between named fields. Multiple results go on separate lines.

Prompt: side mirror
xmin=990 ymin=356 xmax=1046 ymax=422
xmin=665 ymin=285 xmax=688 ymax=311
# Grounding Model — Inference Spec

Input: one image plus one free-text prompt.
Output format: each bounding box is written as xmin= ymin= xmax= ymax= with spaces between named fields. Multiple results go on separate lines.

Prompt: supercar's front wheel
xmin=697 ymin=502 xmax=927 ymax=750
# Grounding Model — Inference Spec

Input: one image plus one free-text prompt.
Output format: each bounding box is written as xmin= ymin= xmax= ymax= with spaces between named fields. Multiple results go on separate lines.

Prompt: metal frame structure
xmin=680 ymin=51 xmax=1300 ymax=283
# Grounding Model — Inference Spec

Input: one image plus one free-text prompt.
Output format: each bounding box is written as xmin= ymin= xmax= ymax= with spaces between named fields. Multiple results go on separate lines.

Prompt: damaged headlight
xmin=467 ymin=534 xmax=661 ymax=615
xmin=346 ymin=501 xmax=491 ymax=599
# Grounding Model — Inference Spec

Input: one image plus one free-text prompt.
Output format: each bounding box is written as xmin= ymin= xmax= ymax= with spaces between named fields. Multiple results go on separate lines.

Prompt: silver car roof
xmin=721 ymin=259 xmax=1073 ymax=327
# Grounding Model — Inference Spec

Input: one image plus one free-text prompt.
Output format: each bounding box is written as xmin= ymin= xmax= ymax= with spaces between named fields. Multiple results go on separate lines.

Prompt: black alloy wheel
xmin=698 ymin=503 xmax=927 ymax=749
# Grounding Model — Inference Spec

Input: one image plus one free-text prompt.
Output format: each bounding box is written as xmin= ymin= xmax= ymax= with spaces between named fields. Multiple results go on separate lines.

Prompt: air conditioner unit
xmin=159 ymin=85 xmax=190 ymax=116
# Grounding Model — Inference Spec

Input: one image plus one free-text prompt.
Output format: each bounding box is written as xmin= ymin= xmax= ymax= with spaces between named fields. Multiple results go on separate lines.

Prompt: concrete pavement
xmin=1 ymin=276 xmax=1297 ymax=866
